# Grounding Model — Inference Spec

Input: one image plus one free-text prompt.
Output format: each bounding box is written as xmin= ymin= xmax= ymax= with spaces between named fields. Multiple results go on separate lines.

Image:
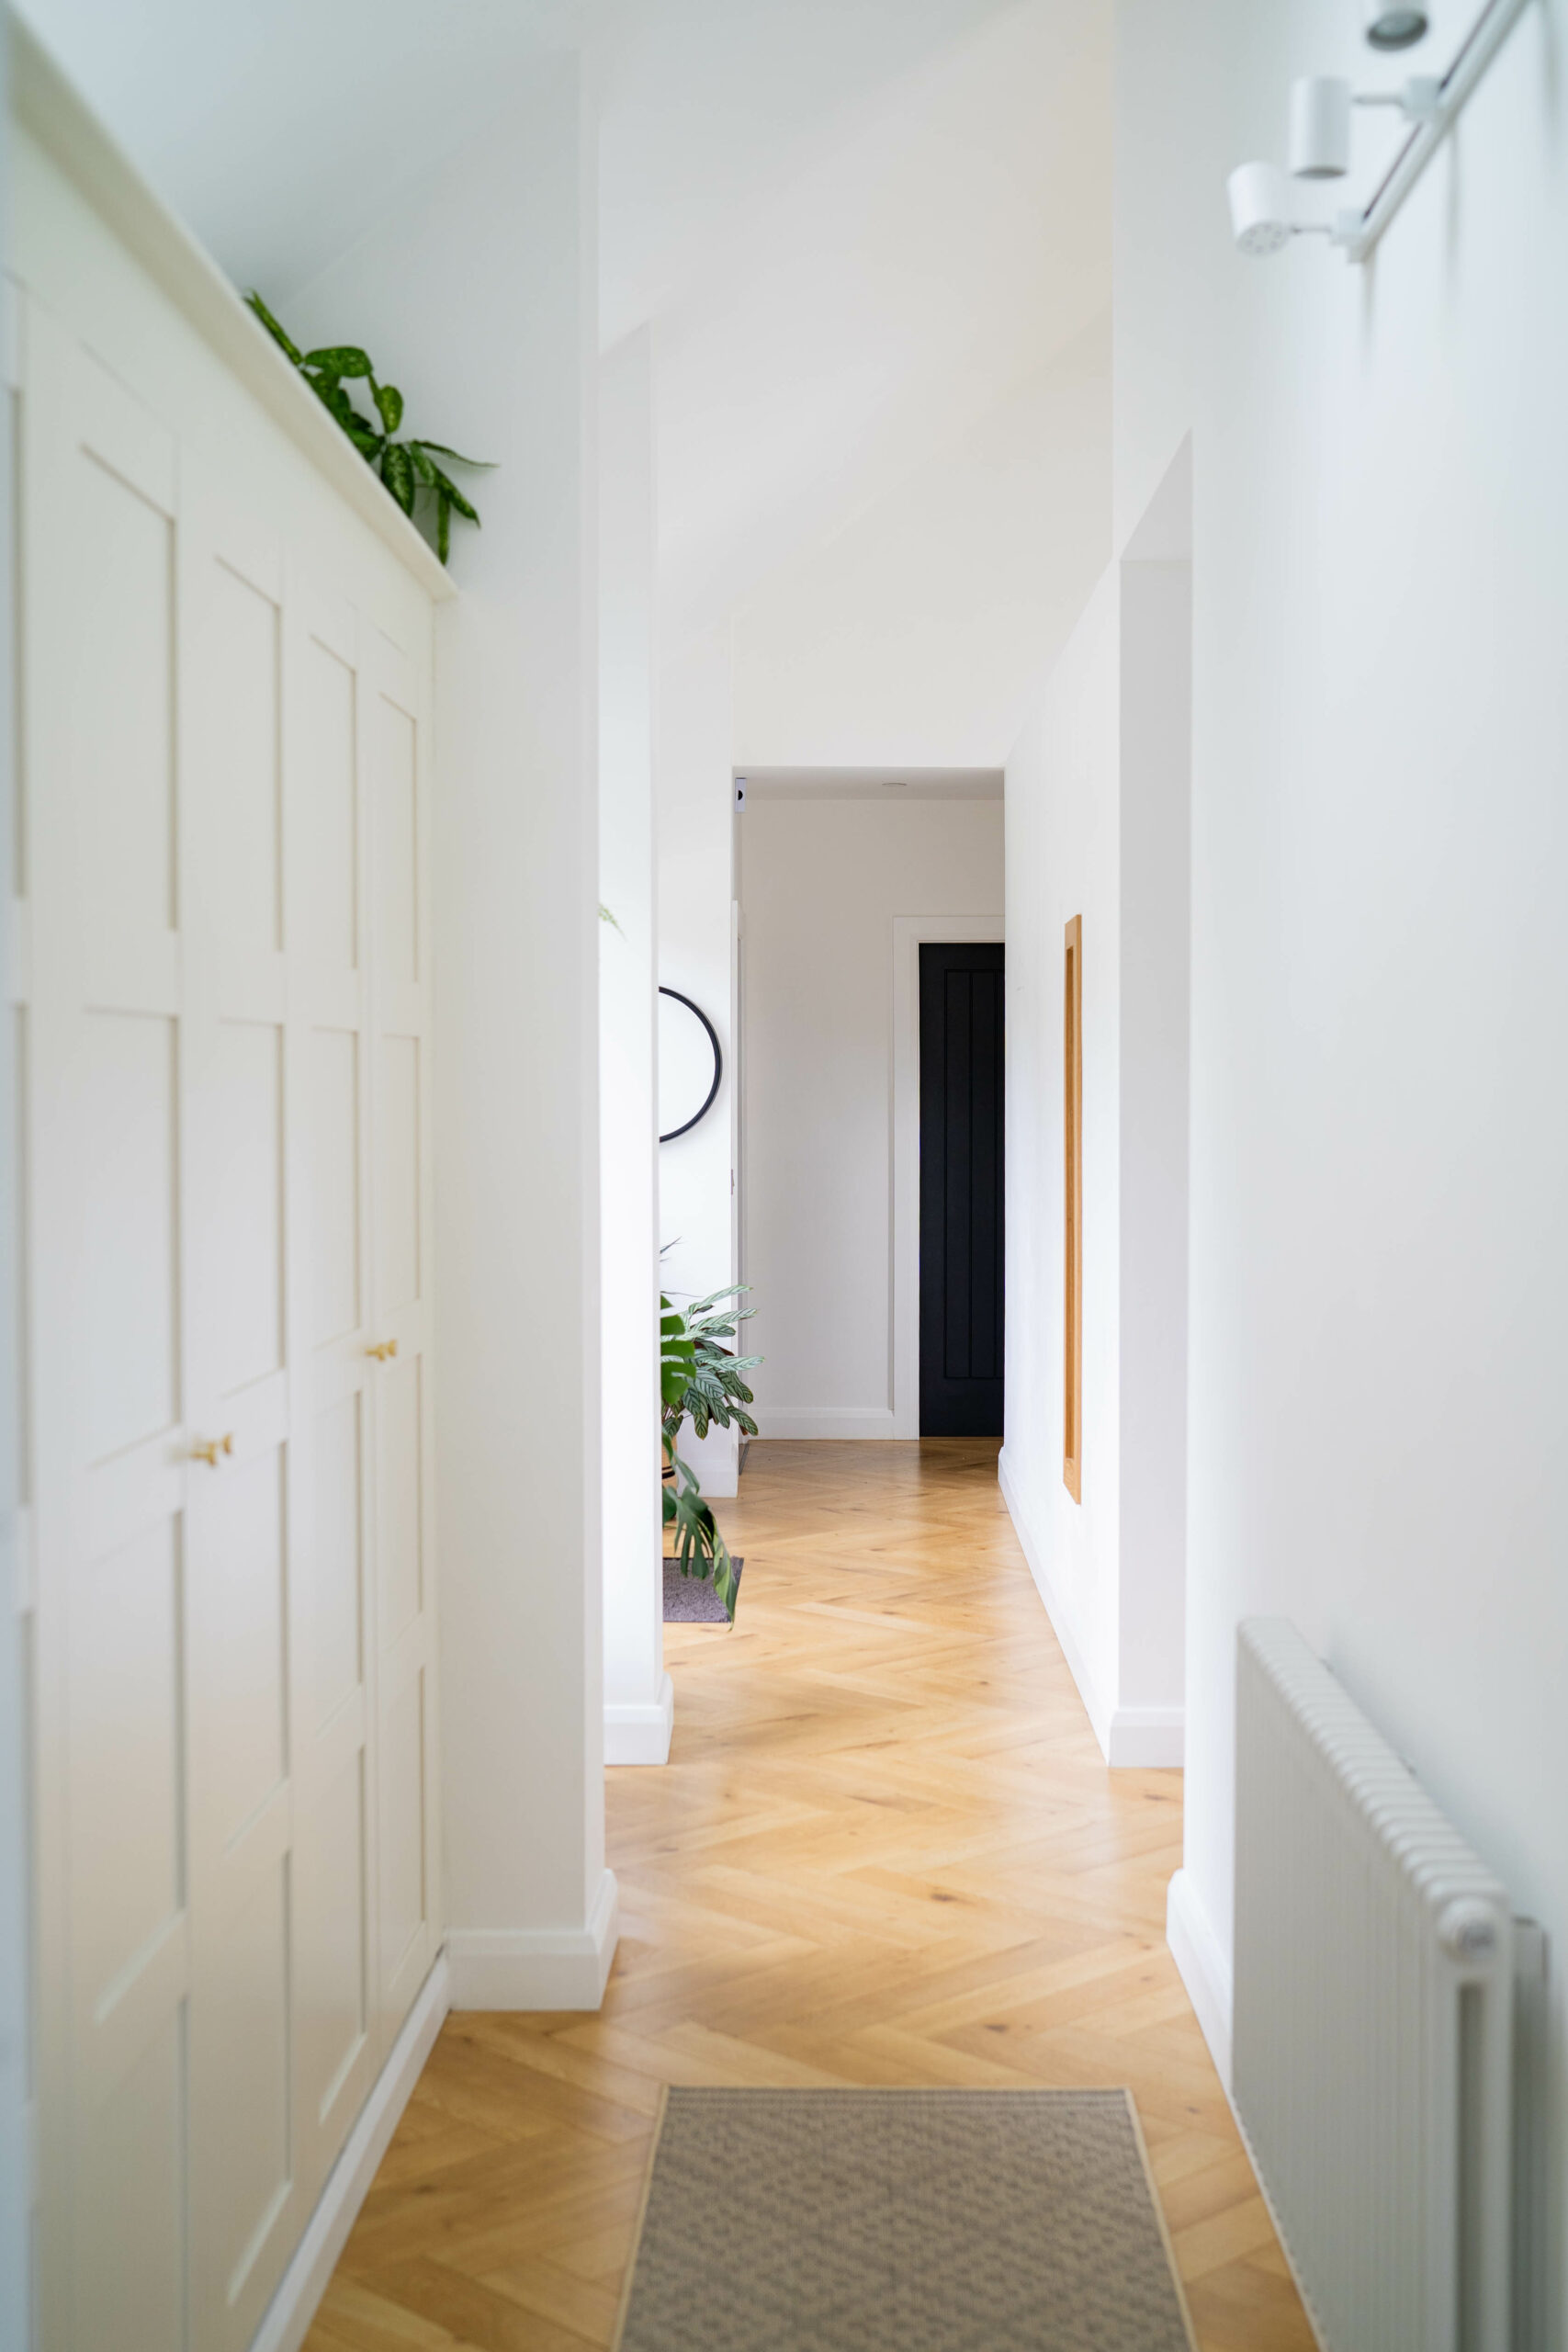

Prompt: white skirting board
xmin=996 ymin=1449 xmax=1183 ymax=1769
xmin=251 ymin=1952 xmax=451 ymax=2352
xmin=447 ymin=1867 xmax=620 ymax=2010
xmin=605 ymin=1673 xmax=674 ymax=1766
xmin=1165 ymin=1867 xmax=1233 ymax=2090
xmin=754 ymin=1407 xmax=898 ymax=1440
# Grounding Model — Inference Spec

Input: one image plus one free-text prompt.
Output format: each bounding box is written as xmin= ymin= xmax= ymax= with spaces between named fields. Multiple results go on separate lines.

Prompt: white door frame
xmin=890 ymin=913 xmax=1005 ymax=1440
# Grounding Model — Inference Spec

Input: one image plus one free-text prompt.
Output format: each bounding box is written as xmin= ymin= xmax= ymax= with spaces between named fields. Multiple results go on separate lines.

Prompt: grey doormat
xmin=662 ymin=1557 xmax=743 ymax=1623
xmin=614 ymin=2087 xmax=1196 ymax=2352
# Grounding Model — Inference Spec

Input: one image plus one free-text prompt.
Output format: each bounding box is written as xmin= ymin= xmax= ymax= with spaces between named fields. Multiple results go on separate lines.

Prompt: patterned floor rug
xmin=662 ymin=1557 xmax=743 ymax=1623
xmin=614 ymin=2086 xmax=1196 ymax=2352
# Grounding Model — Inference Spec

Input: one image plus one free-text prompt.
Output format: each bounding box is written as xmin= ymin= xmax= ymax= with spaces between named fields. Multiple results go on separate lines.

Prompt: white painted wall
xmin=1110 ymin=0 xmax=1568 ymax=2315
xmin=0 ymin=39 xmax=31 ymax=2335
xmin=656 ymin=625 xmax=739 ymax=1496
xmin=732 ymin=316 xmax=1111 ymax=768
xmin=739 ymin=793 xmax=1003 ymax=1438
xmin=999 ymin=472 xmax=1190 ymax=1767
xmin=599 ymin=329 xmax=669 ymax=1766
xmin=288 ymin=62 xmax=615 ymax=2007
xmin=1001 ymin=576 xmax=1124 ymax=1735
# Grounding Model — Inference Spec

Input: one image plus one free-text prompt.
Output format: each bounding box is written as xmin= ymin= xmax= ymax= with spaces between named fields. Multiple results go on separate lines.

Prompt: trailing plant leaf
xmin=304 ymin=345 xmax=374 ymax=379
xmin=243 ymin=292 xmax=491 ymax=566
xmin=662 ymin=1436 xmax=738 ymax=1620
xmin=247 ymin=291 xmax=303 ymax=366
xmin=380 ymin=443 xmax=416 ymax=517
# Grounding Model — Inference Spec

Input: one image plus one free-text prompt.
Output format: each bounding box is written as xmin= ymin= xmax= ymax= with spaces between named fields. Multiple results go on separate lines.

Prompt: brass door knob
xmin=191 ymin=1432 xmax=235 ymax=1466
xmin=367 ymin=1339 xmax=399 ymax=1362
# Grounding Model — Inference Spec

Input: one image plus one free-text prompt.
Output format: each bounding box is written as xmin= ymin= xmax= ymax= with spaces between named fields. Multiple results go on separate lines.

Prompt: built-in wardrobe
xmin=10 ymin=43 xmax=445 ymax=2350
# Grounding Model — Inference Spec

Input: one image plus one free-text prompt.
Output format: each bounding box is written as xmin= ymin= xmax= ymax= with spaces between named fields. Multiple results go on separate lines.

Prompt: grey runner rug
xmin=614 ymin=2086 xmax=1196 ymax=2352
xmin=662 ymin=1557 xmax=742 ymax=1623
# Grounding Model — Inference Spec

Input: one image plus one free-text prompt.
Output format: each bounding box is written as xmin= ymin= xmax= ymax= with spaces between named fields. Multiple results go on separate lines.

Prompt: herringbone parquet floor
xmin=305 ymin=1440 xmax=1314 ymax=2352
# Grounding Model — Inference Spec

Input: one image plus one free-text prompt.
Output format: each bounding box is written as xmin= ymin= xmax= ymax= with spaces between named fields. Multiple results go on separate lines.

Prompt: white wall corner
xmin=447 ymin=1868 xmax=620 ymax=2011
xmin=755 ymin=1408 xmax=898 ymax=1441
xmin=997 ymin=1446 xmax=1114 ymax=1763
xmin=251 ymin=1953 xmax=451 ymax=2352
xmin=1166 ymin=1867 xmax=1232 ymax=2091
xmin=605 ymin=1673 xmax=674 ymax=1767
xmin=1104 ymin=1707 xmax=1183 ymax=1769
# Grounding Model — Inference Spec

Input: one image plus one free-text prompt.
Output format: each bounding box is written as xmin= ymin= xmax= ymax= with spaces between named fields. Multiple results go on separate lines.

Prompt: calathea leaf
xmin=375 ymin=381 xmax=404 ymax=434
xmin=436 ymin=493 xmax=452 ymax=567
xmin=379 ymin=444 xmax=416 ymax=516
xmin=304 ymin=345 xmax=374 ymax=379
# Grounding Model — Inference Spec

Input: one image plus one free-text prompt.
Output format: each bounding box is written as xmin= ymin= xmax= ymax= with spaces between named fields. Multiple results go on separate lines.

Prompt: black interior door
xmin=919 ymin=942 xmax=1004 ymax=1435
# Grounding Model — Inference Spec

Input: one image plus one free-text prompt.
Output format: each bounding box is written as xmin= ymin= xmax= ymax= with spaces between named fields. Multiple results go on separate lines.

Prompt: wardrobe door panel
xmin=310 ymin=1387 xmax=366 ymax=1727
xmin=75 ymin=2011 xmax=188 ymax=2352
xmin=286 ymin=587 xmax=379 ymax=2194
xmin=71 ymin=452 xmax=176 ymax=944
xmin=178 ymin=479 xmax=299 ymax=2349
xmin=365 ymin=636 xmax=439 ymax=2037
xmin=74 ymin=1012 xmax=179 ymax=1465
xmin=297 ymin=629 xmax=360 ymax=977
xmin=295 ymin=1747 xmax=370 ymax=2132
xmin=306 ymin=1026 xmax=364 ymax=1347
xmin=378 ymin=1354 xmax=423 ymax=1646
xmin=24 ymin=314 xmax=196 ymax=2349
xmin=201 ymin=558 xmax=283 ymax=957
xmin=67 ymin=1518 xmax=184 ymax=2001
xmin=206 ymin=1019 xmax=286 ymax=1396
xmin=375 ymin=1034 xmax=421 ymax=1316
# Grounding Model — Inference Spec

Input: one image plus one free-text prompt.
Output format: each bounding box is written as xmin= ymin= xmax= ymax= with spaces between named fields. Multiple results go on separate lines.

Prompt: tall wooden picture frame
xmin=1063 ymin=915 xmax=1083 ymax=1500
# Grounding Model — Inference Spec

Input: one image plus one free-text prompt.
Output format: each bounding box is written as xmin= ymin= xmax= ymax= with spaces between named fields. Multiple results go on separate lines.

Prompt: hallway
xmin=305 ymin=1443 xmax=1313 ymax=2352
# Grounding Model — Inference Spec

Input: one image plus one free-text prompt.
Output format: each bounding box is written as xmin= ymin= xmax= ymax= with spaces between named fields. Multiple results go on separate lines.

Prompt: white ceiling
xmin=17 ymin=0 xmax=1113 ymax=764
xmin=653 ymin=1 xmax=1110 ymax=657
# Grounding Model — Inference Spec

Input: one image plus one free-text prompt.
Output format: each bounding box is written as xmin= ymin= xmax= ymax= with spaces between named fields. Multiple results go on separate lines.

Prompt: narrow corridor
xmin=307 ymin=1442 xmax=1313 ymax=2351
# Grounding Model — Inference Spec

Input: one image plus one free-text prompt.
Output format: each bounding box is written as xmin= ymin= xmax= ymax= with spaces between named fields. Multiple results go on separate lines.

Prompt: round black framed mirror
xmin=658 ymin=987 xmax=723 ymax=1141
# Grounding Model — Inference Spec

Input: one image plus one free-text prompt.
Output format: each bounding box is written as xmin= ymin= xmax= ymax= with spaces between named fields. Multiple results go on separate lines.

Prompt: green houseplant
xmin=245 ymin=293 xmax=491 ymax=563
xmin=660 ymin=1285 xmax=760 ymax=1623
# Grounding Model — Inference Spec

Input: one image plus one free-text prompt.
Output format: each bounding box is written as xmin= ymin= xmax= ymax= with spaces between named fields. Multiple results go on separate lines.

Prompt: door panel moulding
xmin=251 ymin=1955 xmax=450 ymax=2352
xmin=892 ymin=914 xmax=1005 ymax=1440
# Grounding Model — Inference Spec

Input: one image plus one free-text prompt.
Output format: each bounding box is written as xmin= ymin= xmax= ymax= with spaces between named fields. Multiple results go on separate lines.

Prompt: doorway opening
xmin=918 ymin=941 xmax=1005 ymax=1435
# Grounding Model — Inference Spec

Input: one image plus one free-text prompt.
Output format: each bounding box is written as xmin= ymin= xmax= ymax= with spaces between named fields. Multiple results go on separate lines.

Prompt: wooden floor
xmin=306 ymin=1440 xmax=1314 ymax=2352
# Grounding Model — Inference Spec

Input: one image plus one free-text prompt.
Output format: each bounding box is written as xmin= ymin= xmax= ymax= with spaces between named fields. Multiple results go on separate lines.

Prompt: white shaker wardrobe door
xmin=180 ymin=469 xmax=302 ymax=2349
xmin=23 ymin=306 xmax=194 ymax=2352
xmin=286 ymin=583 xmax=381 ymax=2199
xmin=364 ymin=624 xmax=440 ymax=2041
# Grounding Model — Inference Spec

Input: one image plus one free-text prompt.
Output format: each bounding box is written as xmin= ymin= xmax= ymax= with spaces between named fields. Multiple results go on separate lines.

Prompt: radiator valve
xmin=1438 ymin=1897 xmax=1501 ymax=1963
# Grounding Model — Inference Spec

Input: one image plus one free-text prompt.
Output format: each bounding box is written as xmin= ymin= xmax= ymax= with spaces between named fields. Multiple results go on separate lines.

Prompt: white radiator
xmin=1234 ymin=1619 xmax=1514 ymax=2352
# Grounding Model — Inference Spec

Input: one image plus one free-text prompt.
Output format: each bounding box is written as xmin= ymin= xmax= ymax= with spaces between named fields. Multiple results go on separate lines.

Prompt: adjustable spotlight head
xmin=1363 ymin=1 xmax=1430 ymax=48
xmin=1290 ymin=77 xmax=1352 ymax=177
xmin=1226 ymin=162 xmax=1297 ymax=255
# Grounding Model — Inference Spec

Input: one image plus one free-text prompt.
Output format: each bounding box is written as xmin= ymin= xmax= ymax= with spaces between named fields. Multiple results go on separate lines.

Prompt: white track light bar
xmin=1230 ymin=0 xmax=1530 ymax=264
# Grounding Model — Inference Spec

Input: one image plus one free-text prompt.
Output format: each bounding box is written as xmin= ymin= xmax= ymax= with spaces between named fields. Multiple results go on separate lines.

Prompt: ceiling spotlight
xmin=1288 ymin=74 xmax=1443 ymax=175
xmin=1227 ymin=162 xmax=1303 ymax=255
xmin=1363 ymin=1 xmax=1430 ymax=47
xmin=1290 ymin=77 xmax=1351 ymax=177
